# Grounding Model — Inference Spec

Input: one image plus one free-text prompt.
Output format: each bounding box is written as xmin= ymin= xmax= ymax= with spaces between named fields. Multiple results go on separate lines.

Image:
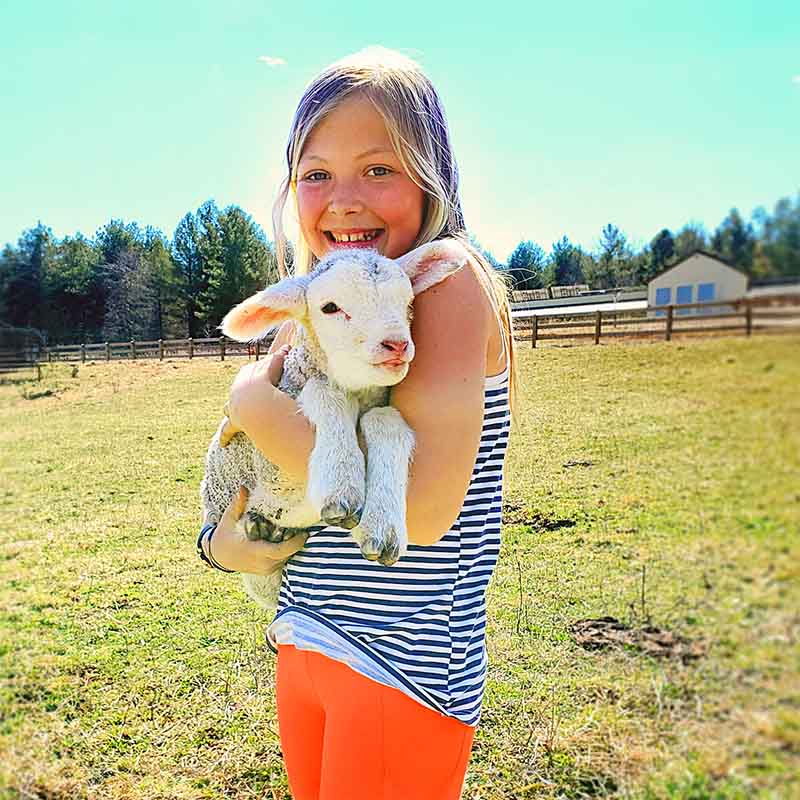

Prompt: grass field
xmin=1 ymin=334 xmax=798 ymax=799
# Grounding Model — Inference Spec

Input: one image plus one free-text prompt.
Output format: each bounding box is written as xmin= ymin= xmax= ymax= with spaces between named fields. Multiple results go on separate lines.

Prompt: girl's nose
xmin=327 ymin=179 xmax=364 ymax=215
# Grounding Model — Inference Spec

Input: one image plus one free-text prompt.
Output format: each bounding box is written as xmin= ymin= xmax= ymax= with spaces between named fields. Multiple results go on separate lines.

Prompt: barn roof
xmin=649 ymin=249 xmax=748 ymax=284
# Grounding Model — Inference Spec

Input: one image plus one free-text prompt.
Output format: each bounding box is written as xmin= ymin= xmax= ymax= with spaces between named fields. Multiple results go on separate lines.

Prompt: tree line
xmin=0 ymin=200 xmax=280 ymax=345
xmin=498 ymin=193 xmax=800 ymax=292
xmin=1 ymin=193 xmax=798 ymax=345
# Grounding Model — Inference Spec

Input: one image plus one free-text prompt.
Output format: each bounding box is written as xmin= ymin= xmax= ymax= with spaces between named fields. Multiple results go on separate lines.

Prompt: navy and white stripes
xmin=267 ymin=363 xmax=511 ymax=726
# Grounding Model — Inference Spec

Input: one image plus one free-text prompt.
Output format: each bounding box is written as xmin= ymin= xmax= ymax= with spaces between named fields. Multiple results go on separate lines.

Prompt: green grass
xmin=1 ymin=335 xmax=798 ymax=799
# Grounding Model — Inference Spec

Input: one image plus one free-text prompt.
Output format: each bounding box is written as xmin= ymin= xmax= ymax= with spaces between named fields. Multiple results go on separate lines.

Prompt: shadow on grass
xmin=503 ymin=500 xmax=577 ymax=531
xmin=0 ymin=371 xmax=41 ymax=386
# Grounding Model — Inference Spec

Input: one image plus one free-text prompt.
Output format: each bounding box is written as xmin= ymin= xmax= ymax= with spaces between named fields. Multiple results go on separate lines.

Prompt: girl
xmin=199 ymin=46 xmax=516 ymax=800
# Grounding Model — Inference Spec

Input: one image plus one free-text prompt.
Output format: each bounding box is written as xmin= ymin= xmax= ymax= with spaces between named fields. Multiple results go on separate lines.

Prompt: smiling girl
xmin=198 ymin=46 xmax=516 ymax=799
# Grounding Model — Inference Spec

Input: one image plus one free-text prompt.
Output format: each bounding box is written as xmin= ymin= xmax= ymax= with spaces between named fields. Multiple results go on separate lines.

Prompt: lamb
xmin=200 ymin=240 xmax=468 ymax=612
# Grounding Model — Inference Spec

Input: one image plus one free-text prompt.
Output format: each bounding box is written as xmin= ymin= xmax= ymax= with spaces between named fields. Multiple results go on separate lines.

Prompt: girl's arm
xmin=228 ymin=265 xmax=492 ymax=545
xmin=225 ymin=321 xmax=315 ymax=480
xmin=390 ymin=262 xmax=490 ymax=544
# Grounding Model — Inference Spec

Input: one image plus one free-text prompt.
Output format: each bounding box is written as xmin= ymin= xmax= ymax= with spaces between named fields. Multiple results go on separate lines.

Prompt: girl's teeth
xmin=333 ymin=230 xmax=379 ymax=242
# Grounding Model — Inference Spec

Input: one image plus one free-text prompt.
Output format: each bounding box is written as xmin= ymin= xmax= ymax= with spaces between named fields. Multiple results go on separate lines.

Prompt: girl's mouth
xmin=324 ymin=229 xmax=384 ymax=248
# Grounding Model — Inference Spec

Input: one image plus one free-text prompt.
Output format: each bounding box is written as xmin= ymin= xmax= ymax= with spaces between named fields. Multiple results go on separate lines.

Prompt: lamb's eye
xmin=321 ymin=302 xmax=340 ymax=314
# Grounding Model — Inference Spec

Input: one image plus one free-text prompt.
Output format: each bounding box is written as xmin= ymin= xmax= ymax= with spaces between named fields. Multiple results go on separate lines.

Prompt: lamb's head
xmin=221 ymin=240 xmax=469 ymax=391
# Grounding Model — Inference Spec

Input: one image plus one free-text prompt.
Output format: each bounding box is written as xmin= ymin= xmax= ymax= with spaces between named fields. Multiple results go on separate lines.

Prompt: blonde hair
xmin=271 ymin=46 xmax=518 ymax=411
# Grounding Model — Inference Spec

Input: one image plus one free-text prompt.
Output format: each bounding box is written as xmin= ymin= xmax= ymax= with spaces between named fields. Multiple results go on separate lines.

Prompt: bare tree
xmin=101 ymin=249 xmax=159 ymax=341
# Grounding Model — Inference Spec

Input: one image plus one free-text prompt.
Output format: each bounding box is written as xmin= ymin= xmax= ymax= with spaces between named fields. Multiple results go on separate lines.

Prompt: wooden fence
xmin=0 ymin=351 xmax=41 ymax=377
xmin=0 ymin=325 xmax=44 ymax=376
xmin=17 ymin=294 xmax=800 ymax=367
xmin=42 ymin=333 xmax=278 ymax=364
xmin=513 ymin=295 xmax=800 ymax=348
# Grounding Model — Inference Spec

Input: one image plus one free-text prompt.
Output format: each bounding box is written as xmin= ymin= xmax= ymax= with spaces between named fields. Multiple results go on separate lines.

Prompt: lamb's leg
xmin=243 ymin=512 xmax=305 ymax=544
xmin=242 ymin=570 xmax=283 ymax=614
xmin=297 ymin=377 xmax=365 ymax=529
xmin=353 ymin=406 xmax=415 ymax=565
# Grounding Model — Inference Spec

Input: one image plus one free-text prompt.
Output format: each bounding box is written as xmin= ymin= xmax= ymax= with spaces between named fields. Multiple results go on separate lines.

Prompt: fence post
xmin=665 ymin=306 xmax=674 ymax=341
xmin=188 ymin=338 xmax=194 ymax=359
xmin=594 ymin=310 xmax=602 ymax=345
xmin=255 ymin=340 xmax=261 ymax=360
xmin=105 ymin=342 xmax=111 ymax=361
xmin=47 ymin=348 xmax=52 ymax=363
xmin=745 ymin=304 xmax=753 ymax=336
xmin=80 ymin=344 xmax=86 ymax=363
xmin=158 ymin=339 xmax=164 ymax=360
xmin=130 ymin=339 xmax=136 ymax=360
xmin=531 ymin=316 xmax=538 ymax=349
xmin=220 ymin=337 xmax=226 ymax=361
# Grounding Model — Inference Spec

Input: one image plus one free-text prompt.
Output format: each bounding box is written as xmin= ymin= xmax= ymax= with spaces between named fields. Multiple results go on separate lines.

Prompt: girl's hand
xmin=220 ymin=345 xmax=291 ymax=447
xmin=206 ymin=486 xmax=308 ymax=575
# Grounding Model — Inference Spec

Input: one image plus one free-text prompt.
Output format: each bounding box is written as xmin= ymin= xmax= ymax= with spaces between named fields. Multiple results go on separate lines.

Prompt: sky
xmin=1 ymin=0 xmax=798 ymax=262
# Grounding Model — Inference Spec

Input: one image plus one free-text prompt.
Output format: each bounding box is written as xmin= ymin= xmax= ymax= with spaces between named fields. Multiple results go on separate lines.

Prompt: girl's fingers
xmin=220 ymin=486 xmax=249 ymax=526
xmin=213 ymin=488 xmax=307 ymax=575
xmin=233 ymin=487 xmax=249 ymax=519
xmin=266 ymin=349 xmax=289 ymax=387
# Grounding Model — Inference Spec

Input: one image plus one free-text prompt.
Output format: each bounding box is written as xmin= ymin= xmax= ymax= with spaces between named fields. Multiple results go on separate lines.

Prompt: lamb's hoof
xmin=243 ymin=512 xmax=280 ymax=542
xmin=378 ymin=540 xmax=401 ymax=566
xmin=355 ymin=531 xmax=401 ymax=566
xmin=321 ymin=502 xmax=363 ymax=530
xmin=339 ymin=506 xmax=363 ymax=530
xmin=278 ymin=526 xmax=307 ymax=543
xmin=361 ymin=539 xmax=382 ymax=561
xmin=359 ymin=538 xmax=399 ymax=565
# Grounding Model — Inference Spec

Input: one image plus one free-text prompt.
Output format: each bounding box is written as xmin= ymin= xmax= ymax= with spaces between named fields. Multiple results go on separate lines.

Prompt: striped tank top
xmin=267 ymin=360 xmax=511 ymax=726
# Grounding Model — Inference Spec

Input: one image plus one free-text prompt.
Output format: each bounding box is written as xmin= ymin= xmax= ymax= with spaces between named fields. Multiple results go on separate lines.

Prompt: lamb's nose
xmin=381 ymin=339 xmax=409 ymax=355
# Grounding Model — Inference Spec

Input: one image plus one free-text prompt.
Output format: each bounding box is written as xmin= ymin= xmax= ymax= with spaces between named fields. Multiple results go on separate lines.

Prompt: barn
xmin=649 ymin=250 xmax=748 ymax=315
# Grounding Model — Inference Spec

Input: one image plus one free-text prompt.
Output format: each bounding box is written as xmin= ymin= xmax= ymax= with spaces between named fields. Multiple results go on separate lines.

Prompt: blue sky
xmin=1 ymin=0 xmax=798 ymax=262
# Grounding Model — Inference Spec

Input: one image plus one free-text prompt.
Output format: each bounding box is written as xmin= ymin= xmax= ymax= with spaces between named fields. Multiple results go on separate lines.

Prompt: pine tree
xmin=3 ymin=223 xmax=53 ymax=329
xmin=547 ymin=236 xmax=584 ymax=286
xmin=712 ymin=209 xmax=756 ymax=272
xmin=507 ymin=240 xmax=546 ymax=290
xmin=172 ymin=211 xmax=207 ymax=338
xmin=674 ymin=223 xmax=709 ymax=260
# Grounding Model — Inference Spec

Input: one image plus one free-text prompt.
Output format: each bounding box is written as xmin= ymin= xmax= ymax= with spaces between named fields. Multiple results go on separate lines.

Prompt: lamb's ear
xmin=396 ymin=239 xmax=470 ymax=295
xmin=220 ymin=277 xmax=309 ymax=342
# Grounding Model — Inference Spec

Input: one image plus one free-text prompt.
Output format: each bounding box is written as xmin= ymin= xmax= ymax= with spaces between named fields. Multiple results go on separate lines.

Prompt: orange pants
xmin=276 ymin=644 xmax=475 ymax=800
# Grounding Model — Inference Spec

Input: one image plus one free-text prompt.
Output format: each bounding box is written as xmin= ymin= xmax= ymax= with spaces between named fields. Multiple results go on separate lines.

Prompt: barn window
xmin=698 ymin=283 xmax=715 ymax=303
xmin=676 ymin=285 xmax=693 ymax=315
xmin=654 ymin=287 xmax=671 ymax=316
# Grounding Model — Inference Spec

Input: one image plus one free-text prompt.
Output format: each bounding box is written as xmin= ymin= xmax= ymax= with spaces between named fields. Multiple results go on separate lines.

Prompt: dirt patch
xmin=563 ymin=459 xmax=594 ymax=468
xmin=21 ymin=388 xmax=58 ymax=400
xmin=569 ymin=616 xmax=706 ymax=662
xmin=502 ymin=500 xmax=576 ymax=531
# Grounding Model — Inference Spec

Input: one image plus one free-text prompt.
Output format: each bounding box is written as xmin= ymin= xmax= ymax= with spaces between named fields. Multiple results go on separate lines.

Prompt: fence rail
xmin=513 ymin=296 xmax=800 ymax=348
xmin=41 ymin=332 xmax=279 ymax=363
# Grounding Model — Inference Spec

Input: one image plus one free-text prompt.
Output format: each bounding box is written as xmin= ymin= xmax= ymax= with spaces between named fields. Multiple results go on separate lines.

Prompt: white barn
xmin=648 ymin=250 xmax=748 ymax=316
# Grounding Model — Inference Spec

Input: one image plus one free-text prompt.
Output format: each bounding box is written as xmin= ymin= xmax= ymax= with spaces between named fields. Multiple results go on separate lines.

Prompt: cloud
xmin=257 ymin=55 xmax=286 ymax=67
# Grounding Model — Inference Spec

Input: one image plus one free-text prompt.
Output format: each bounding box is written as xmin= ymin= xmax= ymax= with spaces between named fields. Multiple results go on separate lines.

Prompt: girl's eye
xmin=366 ymin=166 xmax=392 ymax=177
xmin=321 ymin=302 xmax=340 ymax=314
xmin=303 ymin=171 xmax=329 ymax=182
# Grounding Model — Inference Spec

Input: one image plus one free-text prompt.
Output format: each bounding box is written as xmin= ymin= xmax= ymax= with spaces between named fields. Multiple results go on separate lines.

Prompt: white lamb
xmin=200 ymin=240 xmax=468 ymax=612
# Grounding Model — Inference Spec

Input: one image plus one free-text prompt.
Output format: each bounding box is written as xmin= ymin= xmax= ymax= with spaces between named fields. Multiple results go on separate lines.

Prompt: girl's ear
xmin=396 ymin=239 xmax=470 ymax=295
xmin=220 ymin=277 xmax=309 ymax=342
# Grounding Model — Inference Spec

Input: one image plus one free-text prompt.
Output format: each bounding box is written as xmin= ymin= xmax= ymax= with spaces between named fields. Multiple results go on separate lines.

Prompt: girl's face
xmin=295 ymin=93 xmax=426 ymax=261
